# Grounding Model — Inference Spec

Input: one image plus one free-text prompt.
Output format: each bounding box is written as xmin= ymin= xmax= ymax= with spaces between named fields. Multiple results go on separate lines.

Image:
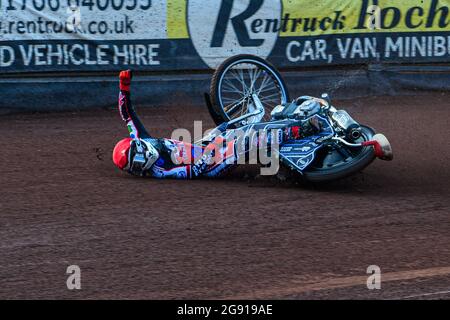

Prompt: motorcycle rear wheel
xmin=302 ymin=126 xmax=376 ymax=183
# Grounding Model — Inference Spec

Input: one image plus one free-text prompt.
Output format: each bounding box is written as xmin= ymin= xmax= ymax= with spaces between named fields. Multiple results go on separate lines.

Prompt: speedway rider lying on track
xmin=112 ymin=70 xmax=325 ymax=179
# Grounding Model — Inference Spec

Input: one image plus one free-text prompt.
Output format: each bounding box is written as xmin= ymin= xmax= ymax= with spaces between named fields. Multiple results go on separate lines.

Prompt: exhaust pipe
xmin=349 ymin=127 xmax=362 ymax=140
xmin=332 ymin=110 xmax=362 ymax=141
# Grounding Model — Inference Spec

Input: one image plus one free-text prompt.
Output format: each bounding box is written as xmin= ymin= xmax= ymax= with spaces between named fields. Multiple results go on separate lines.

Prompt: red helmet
xmin=112 ymin=138 xmax=132 ymax=170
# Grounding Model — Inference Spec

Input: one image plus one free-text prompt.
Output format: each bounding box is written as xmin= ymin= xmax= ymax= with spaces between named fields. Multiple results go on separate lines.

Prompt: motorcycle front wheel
xmin=209 ymin=54 xmax=290 ymax=125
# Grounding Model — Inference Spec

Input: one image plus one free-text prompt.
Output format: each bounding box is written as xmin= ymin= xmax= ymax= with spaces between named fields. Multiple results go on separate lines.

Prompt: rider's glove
xmin=284 ymin=117 xmax=323 ymax=140
xmin=119 ymin=70 xmax=132 ymax=92
xmin=284 ymin=125 xmax=303 ymax=140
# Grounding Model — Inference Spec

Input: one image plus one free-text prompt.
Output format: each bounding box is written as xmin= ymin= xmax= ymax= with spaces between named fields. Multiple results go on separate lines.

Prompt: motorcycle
xmin=203 ymin=54 xmax=393 ymax=182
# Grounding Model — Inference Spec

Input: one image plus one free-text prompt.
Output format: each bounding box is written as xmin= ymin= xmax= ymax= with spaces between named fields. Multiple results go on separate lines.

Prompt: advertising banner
xmin=0 ymin=0 xmax=449 ymax=73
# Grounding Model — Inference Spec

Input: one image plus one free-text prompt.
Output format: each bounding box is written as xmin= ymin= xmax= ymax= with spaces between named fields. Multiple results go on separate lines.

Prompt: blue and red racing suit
xmin=118 ymin=83 xmax=242 ymax=179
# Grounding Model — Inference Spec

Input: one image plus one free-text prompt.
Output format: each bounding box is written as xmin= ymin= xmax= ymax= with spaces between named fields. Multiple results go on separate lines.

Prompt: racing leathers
xmin=115 ymin=70 xmax=321 ymax=179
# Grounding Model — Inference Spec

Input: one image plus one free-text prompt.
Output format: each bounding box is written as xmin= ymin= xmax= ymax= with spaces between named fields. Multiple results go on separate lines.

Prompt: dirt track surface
xmin=0 ymin=93 xmax=449 ymax=299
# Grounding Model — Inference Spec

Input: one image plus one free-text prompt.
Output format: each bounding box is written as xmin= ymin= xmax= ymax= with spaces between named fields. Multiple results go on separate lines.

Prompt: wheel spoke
xmin=241 ymin=99 xmax=250 ymax=117
xmin=222 ymin=97 xmax=241 ymax=104
xmin=223 ymin=77 xmax=243 ymax=94
xmin=222 ymin=86 xmax=243 ymax=95
xmin=250 ymin=68 xmax=262 ymax=92
xmin=224 ymin=97 xmax=246 ymax=113
xmin=260 ymin=98 xmax=280 ymax=105
xmin=258 ymin=85 xmax=278 ymax=94
xmin=228 ymin=69 xmax=245 ymax=90
xmin=237 ymin=68 xmax=247 ymax=92
xmin=260 ymin=92 xmax=281 ymax=101
xmin=256 ymin=73 xmax=270 ymax=95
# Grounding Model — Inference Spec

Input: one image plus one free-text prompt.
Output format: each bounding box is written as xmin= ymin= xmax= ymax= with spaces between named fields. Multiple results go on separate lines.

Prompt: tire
xmin=302 ymin=126 xmax=377 ymax=183
xmin=209 ymin=54 xmax=290 ymax=125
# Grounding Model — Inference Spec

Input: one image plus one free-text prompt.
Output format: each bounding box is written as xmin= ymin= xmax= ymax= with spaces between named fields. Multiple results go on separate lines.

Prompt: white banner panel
xmin=0 ymin=0 xmax=167 ymax=40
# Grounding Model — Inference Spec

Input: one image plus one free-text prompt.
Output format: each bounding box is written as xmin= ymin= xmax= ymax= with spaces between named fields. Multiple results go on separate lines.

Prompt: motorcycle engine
xmin=270 ymin=97 xmax=322 ymax=120
xmin=292 ymin=99 xmax=321 ymax=120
